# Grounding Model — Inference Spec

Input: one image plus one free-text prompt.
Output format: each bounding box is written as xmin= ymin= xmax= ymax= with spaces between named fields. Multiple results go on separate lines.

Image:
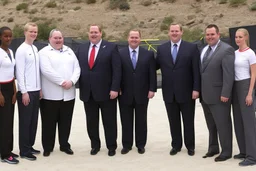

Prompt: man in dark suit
xmin=156 ymin=24 xmax=200 ymax=156
xmin=200 ymin=24 xmax=234 ymax=162
xmin=118 ymin=29 xmax=157 ymax=155
xmin=76 ymin=24 xmax=121 ymax=156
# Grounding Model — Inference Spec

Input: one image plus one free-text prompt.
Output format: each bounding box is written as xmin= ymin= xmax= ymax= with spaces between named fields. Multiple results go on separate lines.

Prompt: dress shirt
xmin=201 ymin=40 xmax=220 ymax=62
xmin=0 ymin=48 xmax=15 ymax=82
xmin=129 ymin=46 xmax=139 ymax=62
xmin=170 ymin=39 xmax=182 ymax=54
xmin=15 ymin=42 xmax=41 ymax=93
xmin=39 ymin=44 xmax=81 ymax=101
xmin=88 ymin=39 xmax=102 ymax=62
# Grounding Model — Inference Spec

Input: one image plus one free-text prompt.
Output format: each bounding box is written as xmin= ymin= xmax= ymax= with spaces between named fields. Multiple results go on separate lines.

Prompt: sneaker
xmin=10 ymin=152 xmax=19 ymax=158
xmin=239 ymin=159 xmax=256 ymax=166
xmin=31 ymin=148 xmax=40 ymax=154
xmin=21 ymin=153 xmax=37 ymax=161
xmin=1 ymin=156 xmax=19 ymax=164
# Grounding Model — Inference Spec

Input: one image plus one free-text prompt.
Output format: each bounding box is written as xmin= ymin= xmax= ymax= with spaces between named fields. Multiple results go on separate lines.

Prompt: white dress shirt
xmin=129 ymin=46 xmax=139 ymax=62
xmin=39 ymin=44 xmax=81 ymax=101
xmin=87 ymin=39 xmax=102 ymax=61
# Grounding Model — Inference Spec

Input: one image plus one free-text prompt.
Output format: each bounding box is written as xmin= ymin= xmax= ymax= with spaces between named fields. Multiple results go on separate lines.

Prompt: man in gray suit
xmin=200 ymin=24 xmax=235 ymax=162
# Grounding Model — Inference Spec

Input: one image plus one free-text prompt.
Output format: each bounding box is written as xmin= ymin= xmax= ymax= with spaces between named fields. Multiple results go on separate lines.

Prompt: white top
xmin=234 ymin=48 xmax=256 ymax=81
xmin=15 ymin=42 xmax=41 ymax=93
xmin=0 ymin=48 xmax=15 ymax=82
xmin=39 ymin=44 xmax=81 ymax=101
xmin=88 ymin=39 xmax=102 ymax=61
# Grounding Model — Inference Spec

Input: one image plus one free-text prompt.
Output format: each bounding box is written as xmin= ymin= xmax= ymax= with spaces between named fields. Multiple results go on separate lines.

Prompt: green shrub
xmin=160 ymin=16 xmax=174 ymax=31
xmin=13 ymin=25 xmax=24 ymax=38
xmin=37 ymin=21 xmax=56 ymax=40
xmin=119 ymin=1 xmax=130 ymax=10
xmin=109 ymin=0 xmax=130 ymax=10
xmin=74 ymin=6 xmax=81 ymax=10
xmin=45 ymin=0 xmax=57 ymax=8
xmin=87 ymin=0 xmax=96 ymax=4
xmin=1 ymin=0 xmax=9 ymax=6
xmin=7 ymin=17 xmax=13 ymax=22
xmin=229 ymin=0 xmax=247 ymax=7
xmin=159 ymin=0 xmax=176 ymax=3
xmin=249 ymin=2 xmax=256 ymax=11
xmin=16 ymin=3 xmax=28 ymax=11
xmin=219 ymin=0 xmax=227 ymax=4
xmin=182 ymin=28 xmax=203 ymax=42
xmin=141 ymin=0 xmax=152 ymax=6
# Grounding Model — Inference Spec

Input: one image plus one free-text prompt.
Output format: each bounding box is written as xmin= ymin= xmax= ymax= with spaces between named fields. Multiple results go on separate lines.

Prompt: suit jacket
xmin=200 ymin=41 xmax=235 ymax=104
xmin=76 ymin=40 xmax=121 ymax=102
xmin=156 ymin=40 xmax=200 ymax=103
xmin=118 ymin=47 xmax=157 ymax=105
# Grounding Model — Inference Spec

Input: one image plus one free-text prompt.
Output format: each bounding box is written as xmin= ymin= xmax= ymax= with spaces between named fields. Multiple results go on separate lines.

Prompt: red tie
xmin=89 ymin=45 xmax=96 ymax=69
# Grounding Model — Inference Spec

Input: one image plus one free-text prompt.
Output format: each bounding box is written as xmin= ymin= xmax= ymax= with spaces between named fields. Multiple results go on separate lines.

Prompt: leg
xmin=100 ymin=99 xmax=117 ymax=151
xmin=119 ymin=100 xmax=134 ymax=149
xmin=58 ymin=99 xmax=75 ymax=150
xmin=164 ymin=101 xmax=182 ymax=150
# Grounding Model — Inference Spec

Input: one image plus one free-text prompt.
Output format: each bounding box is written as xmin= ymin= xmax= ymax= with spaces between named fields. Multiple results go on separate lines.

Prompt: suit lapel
xmin=202 ymin=42 xmax=221 ymax=72
xmin=166 ymin=42 xmax=175 ymax=67
xmin=92 ymin=40 xmax=106 ymax=68
xmin=174 ymin=41 xmax=183 ymax=66
xmin=124 ymin=47 xmax=135 ymax=70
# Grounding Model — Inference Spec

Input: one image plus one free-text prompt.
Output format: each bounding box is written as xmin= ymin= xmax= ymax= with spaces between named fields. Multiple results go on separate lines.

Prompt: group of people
xmin=0 ymin=22 xmax=256 ymax=167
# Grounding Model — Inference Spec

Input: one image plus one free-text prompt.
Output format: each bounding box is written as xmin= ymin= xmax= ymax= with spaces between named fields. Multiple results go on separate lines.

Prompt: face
xmin=49 ymin=31 xmax=64 ymax=50
xmin=235 ymin=31 xmax=247 ymax=47
xmin=128 ymin=31 xmax=141 ymax=49
xmin=168 ymin=25 xmax=183 ymax=43
xmin=0 ymin=29 xmax=12 ymax=47
xmin=24 ymin=26 xmax=38 ymax=41
xmin=88 ymin=26 xmax=102 ymax=44
xmin=205 ymin=27 xmax=220 ymax=46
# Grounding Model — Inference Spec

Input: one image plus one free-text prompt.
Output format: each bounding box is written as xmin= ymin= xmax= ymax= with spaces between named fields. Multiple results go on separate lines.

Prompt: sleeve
xmin=192 ymin=44 xmax=201 ymax=92
xmin=149 ymin=51 xmax=157 ymax=92
xmin=111 ymin=44 xmax=121 ymax=91
xmin=248 ymin=50 xmax=256 ymax=65
xmin=39 ymin=49 xmax=65 ymax=85
xmin=69 ymin=49 xmax=81 ymax=84
xmin=15 ymin=46 xmax=27 ymax=93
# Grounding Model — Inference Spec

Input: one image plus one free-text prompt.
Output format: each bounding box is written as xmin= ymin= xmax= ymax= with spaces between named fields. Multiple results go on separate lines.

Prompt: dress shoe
xmin=138 ymin=148 xmax=145 ymax=154
xmin=43 ymin=151 xmax=51 ymax=157
xmin=233 ymin=153 xmax=246 ymax=160
xmin=169 ymin=148 xmax=181 ymax=155
xmin=10 ymin=152 xmax=19 ymax=158
xmin=90 ymin=148 xmax=100 ymax=155
xmin=121 ymin=148 xmax=131 ymax=154
xmin=214 ymin=155 xmax=231 ymax=162
xmin=20 ymin=153 xmax=37 ymax=161
xmin=202 ymin=151 xmax=219 ymax=158
xmin=31 ymin=148 xmax=41 ymax=155
xmin=108 ymin=150 xmax=116 ymax=156
xmin=187 ymin=149 xmax=195 ymax=156
xmin=239 ymin=159 xmax=256 ymax=166
xmin=60 ymin=148 xmax=74 ymax=155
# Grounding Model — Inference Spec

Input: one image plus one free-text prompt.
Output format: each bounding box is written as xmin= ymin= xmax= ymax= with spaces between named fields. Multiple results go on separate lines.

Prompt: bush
xmin=249 ymin=2 xmax=256 ymax=11
xmin=160 ymin=16 xmax=174 ymax=31
xmin=119 ymin=1 xmax=130 ymax=11
xmin=7 ymin=17 xmax=13 ymax=22
xmin=73 ymin=6 xmax=81 ymax=10
xmin=87 ymin=0 xmax=96 ymax=4
xmin=37 ymin=21 xmax=56 ymax=40
xmin=74 ymin=0 xmax=83 ymax=2
xmin=13 ymin=25 xmax=24 ymax=38
xmin=182 ymin=28 xmax=203 ymax=42
xmin=45 ymin=0 xmax=57 ymax=8
xmin=229 ymin=0 xmax=247 ymax=7
xmin=29 ymin=8 xmax=38 ymax=14
xmin=1 ymin=0 xmax=9 ymax=6
xmin=109 ymin=0 xmax=130 ymax=10
xmin=219 ymin=0 xmax=227 ymax=4
xmin=140 ymin=0 xmax=152 ymax=6
xmin=159 ymin=0 xmax=176 ymax=3
xmin=16 ymin=3 xmax=28 ymax=11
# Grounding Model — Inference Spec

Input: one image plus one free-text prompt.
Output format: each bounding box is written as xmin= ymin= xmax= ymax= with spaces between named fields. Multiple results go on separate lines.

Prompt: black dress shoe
xmin=10 ymin=152 xmax=19 ymax=158
xmin=108 ymin=150 xmax=116 ymax=156
xmin=90 ymin=148 xmax=100 ymax=155
xmin=43 ymin=151 xmax=51 ymax=157
xmin=202 ymin=151 xmax=219 ymax=158
xmin=121 ymin=148 xmax=131 ymax=154
xmin=31 ymin=148 xmax=41 ymax=155
xmin=60 ymin=148 xmax=74 ymax=155
xmin=170 ymin=148 xmax=181 ymax=155
xmin=187 ymin=149 xmax=195 ymax=156
xmin=138 ymin=148 xmax=145 ymax=154
xmin=234 ymin=153 xmax=246 ymax=160
xmin=214 ymin=155 xmax=231 ymax=162
xmin=239 ymin=159 xmax=256 ymax=166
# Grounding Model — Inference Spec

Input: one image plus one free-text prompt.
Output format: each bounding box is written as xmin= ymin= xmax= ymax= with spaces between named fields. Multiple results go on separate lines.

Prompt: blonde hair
xmin=236 ymin=28 xmax=250 ymax=47
xmin=24 ymin=22 xmax=38 ymax=31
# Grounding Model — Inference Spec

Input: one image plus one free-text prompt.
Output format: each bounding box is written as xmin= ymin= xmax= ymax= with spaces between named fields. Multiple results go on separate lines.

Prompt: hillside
xmin=1 ymin=0 xmax=256 ymax=41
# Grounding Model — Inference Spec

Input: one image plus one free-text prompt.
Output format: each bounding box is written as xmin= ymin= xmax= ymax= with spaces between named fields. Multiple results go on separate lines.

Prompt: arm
xmin=12 ymin=79 xmax=17 ymax=104
xmin=0 ymin=84 xmax=4 ymax=106
xmin=192 ymin=45 xmax=201 ymax=99
xmin=148 ymin=51 xmax=157 ymax=99
xmin=245 ymin=63 xmax=256 ymax=106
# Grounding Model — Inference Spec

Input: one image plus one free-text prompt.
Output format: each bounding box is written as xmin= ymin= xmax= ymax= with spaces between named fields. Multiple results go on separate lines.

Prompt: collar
xmin=170 ymin=39 xmax=182 ymax=47
xmin=129 ymin=46 xmax=139 ymax=54
xmin=90 ymin=39 xmax=102 ymax=48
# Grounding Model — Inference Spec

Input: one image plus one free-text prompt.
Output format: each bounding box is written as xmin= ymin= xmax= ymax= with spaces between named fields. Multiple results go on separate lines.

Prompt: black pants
xmin=119 ymin=99 xmax=148 ymax=149
xmin=17 ymin=91 xmax=40 ymax=156
xmin=83 ymin=97 xmax=117 ymax=151
xmin=165 ymin=98 xmax=195 ymax=150
xmin=40 ymin=99 xmax=75 ymax=152
xmin=0 ymin=81 xmax=14 ymax=159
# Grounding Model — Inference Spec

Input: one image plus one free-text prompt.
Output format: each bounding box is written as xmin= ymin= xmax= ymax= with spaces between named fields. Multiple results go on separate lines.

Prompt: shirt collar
xmin=90 ymin=39 xmax=102 ymax=48
xmin=170 ymin=39 xmax=182 ymax=47
xmin=129 ymin=46 xmax=139 ymax=54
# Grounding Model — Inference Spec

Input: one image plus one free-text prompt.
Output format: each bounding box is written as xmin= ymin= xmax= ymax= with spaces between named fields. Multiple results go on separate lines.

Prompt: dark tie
xmin=172 ymin=44 xmax=178 ymax=63
xmin=202 ymin=46 xmax=212 ymax=67
xmin=89 ymin=44 xmax=96 ymax=69
xmin=131 ymin=50 xmax=137 ymax=69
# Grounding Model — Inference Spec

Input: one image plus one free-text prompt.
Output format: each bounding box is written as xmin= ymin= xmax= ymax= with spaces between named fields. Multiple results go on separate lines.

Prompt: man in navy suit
xmin=156 ymin=24 xmax=200 ymax=156
xmin=118 ymin=29 xmax=157 ymax=155
xmin=76 ymin=25 xmax=121 ymax=156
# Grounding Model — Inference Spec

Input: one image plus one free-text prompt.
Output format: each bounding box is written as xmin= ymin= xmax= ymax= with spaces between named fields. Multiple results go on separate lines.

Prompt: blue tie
xmin=132 ymin=50 xmax=137 ymax=69
xmin=172 ymin=44 xmax=178 ymax=63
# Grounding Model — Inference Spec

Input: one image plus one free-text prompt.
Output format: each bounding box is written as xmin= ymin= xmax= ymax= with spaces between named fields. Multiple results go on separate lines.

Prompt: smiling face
xmin=205 ymin=27 xmax=220 ymax=46
xmin=128 ymin=30 xmax=141 ymax=49
xmin=168 ymin=24 xmax=183 ymax=43
xmin=0 ymin=29 xmax=12 ymax=48
xmin=88 ymin=25 xmax=102 ymax=45
xmin=49 ymin=30 xmax=63 ymax=50
xmin=24 ymin=25 xmax=38 ymax=42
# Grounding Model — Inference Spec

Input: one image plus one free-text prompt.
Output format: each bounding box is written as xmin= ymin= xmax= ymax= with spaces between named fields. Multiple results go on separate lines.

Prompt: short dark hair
xmin=205 ymin=24 xmax=219 ymax=33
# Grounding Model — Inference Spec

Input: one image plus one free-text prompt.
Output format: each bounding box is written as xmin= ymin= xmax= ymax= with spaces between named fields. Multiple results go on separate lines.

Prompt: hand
xmin=109 ymin=91 xmax=118 ymax=99
xmin=148 ymin=91 xmax=155 ymax=99
xmin=39 ymin=90 xmax=43 ymax=100
xmin=220 ymin=96 xmax=229 ymax=103
xmin=245 ymin=94 xmax=253 ymax=106
xmin=119 ymin=90 xmax=122 ymax=95
xmin=22 ymin=93 xmax=30 ymax=106
xmin=192 ymin=91 xmax=199 ymax=99
xmin=61 ymin=80 xmax=73 ymax=90
xmin=12 ymin=93 xmax=16 ymax=104
xmin=0 ymin=93 xmax=5 ymax=107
